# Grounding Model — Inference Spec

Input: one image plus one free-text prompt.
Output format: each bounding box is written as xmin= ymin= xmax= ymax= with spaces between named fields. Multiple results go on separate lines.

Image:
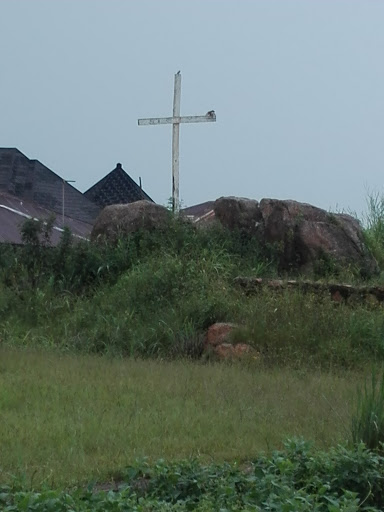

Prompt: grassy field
xmin=0 ymin=347 xmax=363 ymax=488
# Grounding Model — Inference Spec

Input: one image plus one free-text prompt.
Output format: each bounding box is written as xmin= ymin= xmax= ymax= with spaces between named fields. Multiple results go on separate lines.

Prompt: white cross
xmin=138 ymin=71 xmax=216 ymax=213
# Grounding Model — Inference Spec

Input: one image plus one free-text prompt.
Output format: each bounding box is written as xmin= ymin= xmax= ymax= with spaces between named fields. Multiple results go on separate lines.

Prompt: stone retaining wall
xmin=234 ymin=277 xmax=384 ymax=305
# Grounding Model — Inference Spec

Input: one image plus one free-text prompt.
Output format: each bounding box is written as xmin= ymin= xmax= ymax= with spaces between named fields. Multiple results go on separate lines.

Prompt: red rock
xmin=213 ymin=343 xmax=258 ymax=360
xmin=233 ymin=343 xmax=257 ymax=356
xmin=331 ymin=290 xmax=343 ymax=303
xmin=206 ymin=322 xmax=238 ymax=347
xmin=214 ymin=343 xmax=236 ymax=359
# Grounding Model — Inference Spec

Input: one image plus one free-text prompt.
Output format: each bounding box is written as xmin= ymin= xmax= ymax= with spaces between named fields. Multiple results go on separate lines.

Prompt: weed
xmin=2 ymin=442 xmax=384 ymax=510
xmin=363 ymin=191 xmax=384 ymax=269
xmin=351 ymin=368 xmax=384 ymax=451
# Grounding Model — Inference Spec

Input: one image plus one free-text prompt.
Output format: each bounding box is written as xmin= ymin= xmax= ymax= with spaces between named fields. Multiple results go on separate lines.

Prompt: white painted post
xmin=172 ymin=72 xmax=181 ymax=213
xmin=138 ymin=72 xmax=216 ymax=214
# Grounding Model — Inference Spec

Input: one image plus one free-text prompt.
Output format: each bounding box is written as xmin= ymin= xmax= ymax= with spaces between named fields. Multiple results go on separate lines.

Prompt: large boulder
xmin=214 ymin=196 xmax=262 ymax=235
xmin=91 ymin=200 xmax=170 ymax=243
xmin=214 ymin=197 xmax=378 ymax=275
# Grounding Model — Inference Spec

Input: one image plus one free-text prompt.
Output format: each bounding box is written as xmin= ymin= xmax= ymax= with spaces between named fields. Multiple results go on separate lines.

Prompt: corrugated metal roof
xmin=0 ymin=191 xmax=92 ymax=245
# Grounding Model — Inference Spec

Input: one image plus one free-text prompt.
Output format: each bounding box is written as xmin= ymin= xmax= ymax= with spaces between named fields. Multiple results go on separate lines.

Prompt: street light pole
xmin=62 ymin=179 xmax=76 ymax=227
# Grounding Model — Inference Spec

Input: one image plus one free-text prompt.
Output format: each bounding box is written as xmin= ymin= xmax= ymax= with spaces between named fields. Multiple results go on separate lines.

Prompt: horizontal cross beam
xmin=138 ymin=114 xmax=216 ymax=126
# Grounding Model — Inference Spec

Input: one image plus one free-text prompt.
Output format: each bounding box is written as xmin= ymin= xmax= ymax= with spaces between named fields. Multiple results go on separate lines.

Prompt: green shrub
xmin=351 ymin=368 xmax=384 ymax=452
xmin=32 ymin=250 xmax=241 ymax=356
xmin=363 ymin=192 xmax=384 ymax=270
xmin=0 ymin=215 xmax=275 ymax=295
xmin=2 ymin=442 xmax=384 ymax=510
xmin=3 ymin=210 xmax=384 ymax=365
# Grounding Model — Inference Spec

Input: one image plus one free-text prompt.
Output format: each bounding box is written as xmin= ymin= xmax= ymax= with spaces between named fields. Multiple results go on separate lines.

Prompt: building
xmin=181 ymin=201 xmax=215 ymax=225
xmin=0 ymin=190 xmax=92 ymax=244
xmin=0 ymin=148 xmax=153 ymax=245
xmin=0 ymin=148 xmax=100 ymax=225
xmin=84 ymin=162 xmax=153 ymax=208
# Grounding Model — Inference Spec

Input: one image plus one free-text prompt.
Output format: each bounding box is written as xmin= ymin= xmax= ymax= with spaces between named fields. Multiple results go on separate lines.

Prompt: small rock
xmin=233 ymin=343 xmax=257 ymax=357
xmin=205 ymin=322 xmax=238 ymax=347
xmin=214 ymin=343 xmax=258 ymax=360
xmin=331 ymin=290 xmax=344 ymax=303
xmin=214 ymin=343 xmax=236 ymax=359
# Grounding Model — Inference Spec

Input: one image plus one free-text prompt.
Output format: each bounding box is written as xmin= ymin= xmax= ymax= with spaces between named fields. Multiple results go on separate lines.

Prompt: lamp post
xmin=62 ymin=179 xmax=76 ymax=227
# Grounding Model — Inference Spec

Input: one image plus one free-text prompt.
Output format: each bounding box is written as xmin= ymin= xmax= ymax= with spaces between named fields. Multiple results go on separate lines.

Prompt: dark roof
xmin=0 ymin=148 xmax=100 ymax=224
xmin=182 ymin=201 xmax=215 ymax=219
xmin=0 ymin=191 xmax=92 ymax=245
xmin=84 ymin=163 xmax=153 ymax=208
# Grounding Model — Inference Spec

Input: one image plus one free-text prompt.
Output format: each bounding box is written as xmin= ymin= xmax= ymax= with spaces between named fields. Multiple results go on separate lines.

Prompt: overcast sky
xmin=1 ymin=1 xmax=383 ymax=216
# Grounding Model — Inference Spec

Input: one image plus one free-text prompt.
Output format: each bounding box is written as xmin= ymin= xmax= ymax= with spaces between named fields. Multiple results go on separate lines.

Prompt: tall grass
xmin=363 ymin=192 xmax=384 ymax=269
xmin=351 ymin=368 xmax=384 ymax=451
xmin=0 ymin=216 xmax=274 ymax=295
xmin=2 ymin=237 xmax=384 ymax=366
xmin=3 ymin=251 xmax=384 ymax=366
xmin=1 ymin=209 xmax=384 ymax=366
xmin=236 ymin=289 xmax=384 ymax=369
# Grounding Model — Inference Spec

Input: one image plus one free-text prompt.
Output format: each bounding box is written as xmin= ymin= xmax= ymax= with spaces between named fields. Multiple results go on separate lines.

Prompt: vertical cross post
xmin=172 ymin=72 xmax=181 ymax=213
xmin=138 ymin=72 xmax=216 ymax=214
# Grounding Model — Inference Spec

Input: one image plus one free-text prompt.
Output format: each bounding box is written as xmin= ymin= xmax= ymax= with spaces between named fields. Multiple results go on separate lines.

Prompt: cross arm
xmin=138 ymin=113 xmax=216 ymax=126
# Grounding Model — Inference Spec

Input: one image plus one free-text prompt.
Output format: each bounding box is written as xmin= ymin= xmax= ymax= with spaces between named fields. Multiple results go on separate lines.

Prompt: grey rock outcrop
xmin=213 ymin=196 xmax=262 ymax=235
xmin=91 ymin=200 xmax=170 ymax=243
xmin=214 ymin=197 xmax=378 ymax=275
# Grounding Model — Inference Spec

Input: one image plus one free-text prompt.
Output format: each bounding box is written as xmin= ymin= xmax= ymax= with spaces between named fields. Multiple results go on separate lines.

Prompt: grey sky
xmin=1 ymin=1 xmax=383 ymax=216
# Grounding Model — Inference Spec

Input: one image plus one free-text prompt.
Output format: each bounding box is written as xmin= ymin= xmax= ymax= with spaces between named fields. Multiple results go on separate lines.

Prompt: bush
xmin=1 ymin=216 xmax=275 ymax=295
xmin=351 ymin=368 xmax=384 ymax=452
xmin=363 ymin=192 xmax=384 ymax=270
xmin=3 ymin=211 xmax=384 ymax=365
xmin=2 ymin=442 xmax=384 ymax=510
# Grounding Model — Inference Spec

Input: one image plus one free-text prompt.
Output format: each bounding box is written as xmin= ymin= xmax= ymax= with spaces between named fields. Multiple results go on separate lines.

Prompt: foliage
xmin=352 ymin=368 xmax=384 ymax=452
xmin=2 ymin=211 xmax=384 ymax=365
xmin=0 ymin=217 xmax=275 ymax=358
xmin=1 ymin=441 xmax=384 ymax=510
xmin=237 ymin=290 xmax=384 ymax=369
xmin=0 ymin=215 xmax=274 ymax=294
xmin=363 ymin=192 xmax=384 ymax=269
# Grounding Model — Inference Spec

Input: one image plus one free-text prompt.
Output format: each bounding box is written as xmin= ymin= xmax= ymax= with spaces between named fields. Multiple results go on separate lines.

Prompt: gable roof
xmin=84 ymin=163 xmax=153 ymax=208
xmin=0 ymin=148 xmax=100 ymax=224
